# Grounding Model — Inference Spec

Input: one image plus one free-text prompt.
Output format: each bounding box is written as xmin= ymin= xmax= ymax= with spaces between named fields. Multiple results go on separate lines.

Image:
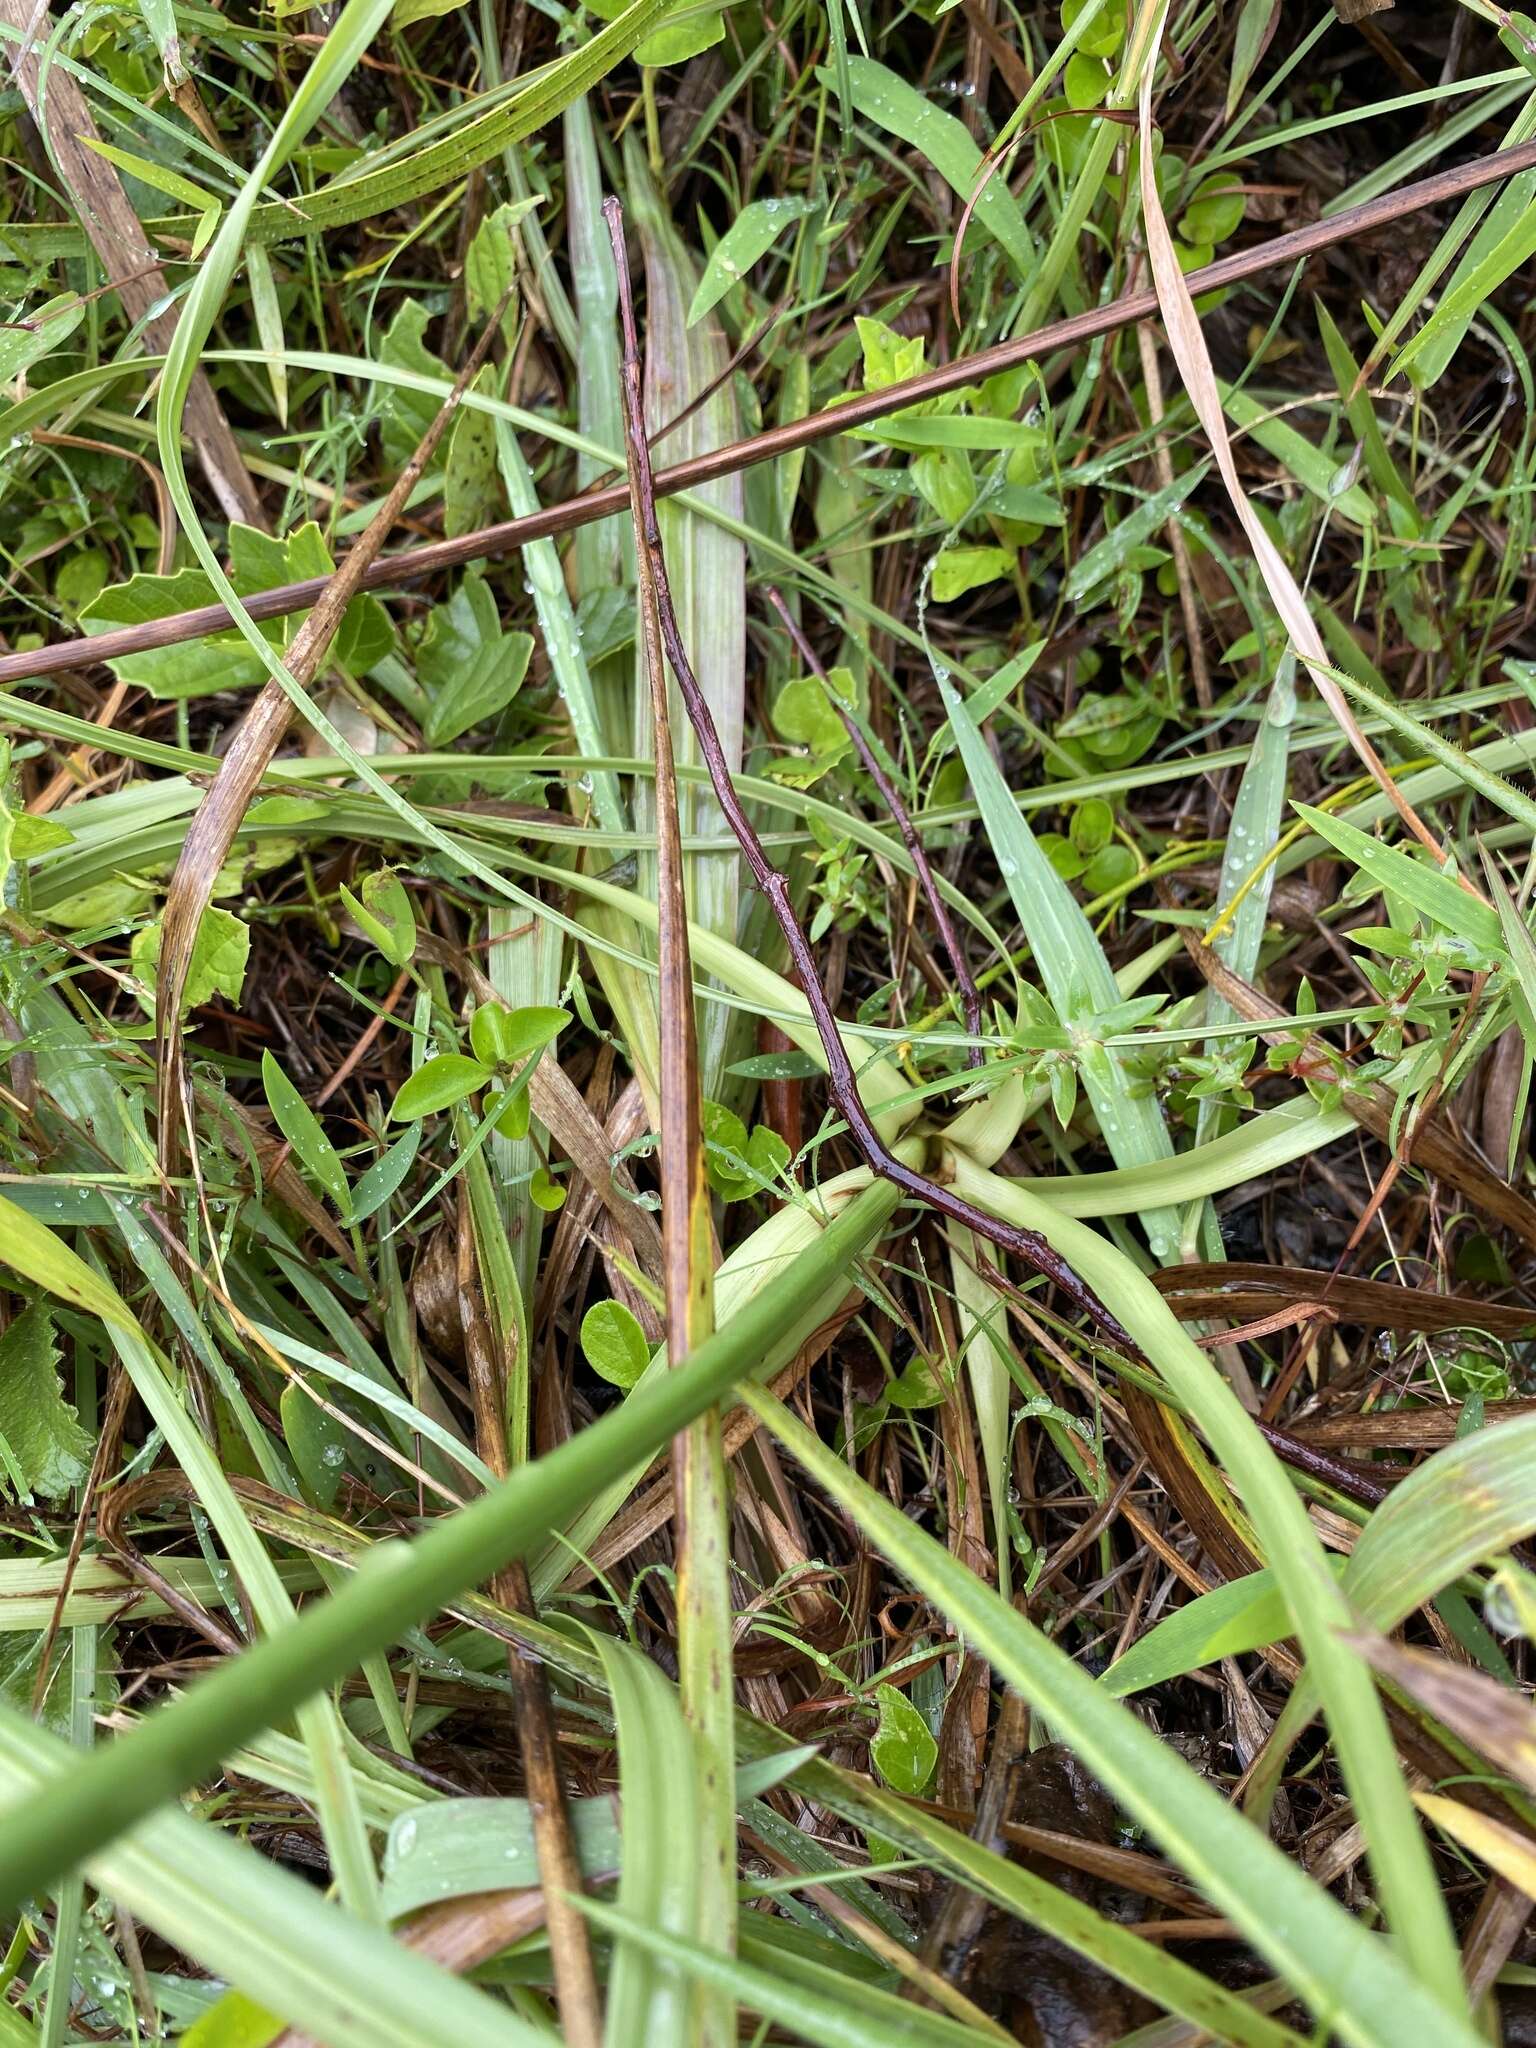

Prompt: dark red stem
xmin=763 ymin=587 xmax=985 ymax=1069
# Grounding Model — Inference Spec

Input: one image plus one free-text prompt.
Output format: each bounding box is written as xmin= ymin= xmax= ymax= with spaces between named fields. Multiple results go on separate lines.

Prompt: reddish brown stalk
xmin=8 ymin=136 xmax=1536 ymax=691
xmin=456 ymin=1196 xmax=601 ymax=2048
xmin=604 ymin=194 xmax=712 ymax=1369
xmin=764 ymin=586 xmax=984 ymax=1068
xmin=603 ymin=224 xmax=1129 ymax=1348
xmin=608 ymin=203 xmax=737 ymax=2017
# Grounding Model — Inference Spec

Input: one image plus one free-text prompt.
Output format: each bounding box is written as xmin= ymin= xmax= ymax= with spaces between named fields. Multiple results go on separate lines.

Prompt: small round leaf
xmin=580 ymin=1300 xmax=650 ymax=1389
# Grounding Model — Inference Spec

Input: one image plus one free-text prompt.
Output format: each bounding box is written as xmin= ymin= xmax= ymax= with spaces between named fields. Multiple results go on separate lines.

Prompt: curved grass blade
xmin=943 ymin=1144 xmax=1469 ymax=2021
xmin=0 ymin=1180 xmax=901 ymax=1903
xmin=0 ymin=1706 xmax=536 ymax=2048
xmin=740 ymin=1378 xmax=1480 ymax=2048
xmin=1247 ymin=1411 xmax=1536 ymax=1816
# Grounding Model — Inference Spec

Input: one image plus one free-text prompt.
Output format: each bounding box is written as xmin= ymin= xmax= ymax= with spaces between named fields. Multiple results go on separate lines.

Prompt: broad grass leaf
xmin=1226 ymin=0 xmax=1280 ymax=117
xmin=280 ymin=1383 xmax=348 ymax=1510
xmin=1103 ymin=1558 xmax=1347 ymax=1697
xmin=591 ymin=1630 xmax=700 ymax=2046
xmin=1064 ymin=467 xmax=1208 ymax=603
xmin=382 ymin=1797 xmax=622 ymax=1916
xmin=0 ymin=1192 xmax=136 ymax=1333
xmin=0 ymin=1703 xmax=540 ymax=2046
xmin=1217 ymin=383 xmax=1376 ymax=526
xmin=687 ymin=196 xmax=813 ymax=326
xmin=828 ymin=57 xmax=1033 ymax=278
xmin=246 ymin=244 xmax=287 ymax=426
xmin=1393 ymin=170 xmax=1536 ymax=389
xmin=261 ymin=1052 xmax=349 ymax=1214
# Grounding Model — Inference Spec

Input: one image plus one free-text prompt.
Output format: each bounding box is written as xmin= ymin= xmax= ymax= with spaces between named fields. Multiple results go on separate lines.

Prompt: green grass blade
xmin=741 ymin=1377 xmax=1479 ymax=2048
xmin=592 ymin=1634 xmax=701 ymax=2044
xmin=944 ymin=1146 xmax=1469 ymax=2022
xmin=1020 ymin=1094 xmax=1356 ymax=1214
xmin=0 ymin=1179 xmax=900 ymax=1902
xmin=1249 ymin=1412 xmax=1536 ymax=1819
xmin=0 ymin=1707 xmax=537 ymax=2047
xmin=580 ymin=1897 xmax=983 ymax=2048
xmin=939 ymin=677 xmax=1182 ymax=1255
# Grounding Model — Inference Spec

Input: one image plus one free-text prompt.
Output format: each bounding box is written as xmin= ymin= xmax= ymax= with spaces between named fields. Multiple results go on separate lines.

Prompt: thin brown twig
xmin=8 ymin=137 xmax=1536 ymax=691
xmin=456 ymin=1194 xmax=602 ymax=2048
xmin=764 ymin=586 xmax=984 ymax=1068
xmin=32 ymin=1365 xmax=135 ymax=1713
xmin=605 ymin=210 xmax=1130 ymax=1348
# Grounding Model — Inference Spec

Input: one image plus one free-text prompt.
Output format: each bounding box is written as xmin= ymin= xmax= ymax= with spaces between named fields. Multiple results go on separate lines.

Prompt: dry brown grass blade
xmin=1292 ymin=1403 xmax=1536 ymax=1450
xmin=9 ymin=138 xmax=1536 ymax=690
xmin=1151 ymin=1262 xmax=1536 ymax=1339
xmin=526 ymin=1058 xmax=667 ymax=1285
xmin=1411 ymin=1795 xmax=1536 ymax=1909
xmin=455 ymin=1195 xmax=602 ymax=2048
xmin=1348 ymin=1634 xmax=1536 ymax=1799
xmin=1134 ymin=324 xmax=1212 ymax=715
xmin=152 ymin=279 xmax=516 ymax=1178
xmin=1119 ymin=1385 xmax=1261 ymax=1583
xmin=1134 ymin=32 xmax=1441 ymax=854
xmin=2 ymin=0 xmax=265 ymax=529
